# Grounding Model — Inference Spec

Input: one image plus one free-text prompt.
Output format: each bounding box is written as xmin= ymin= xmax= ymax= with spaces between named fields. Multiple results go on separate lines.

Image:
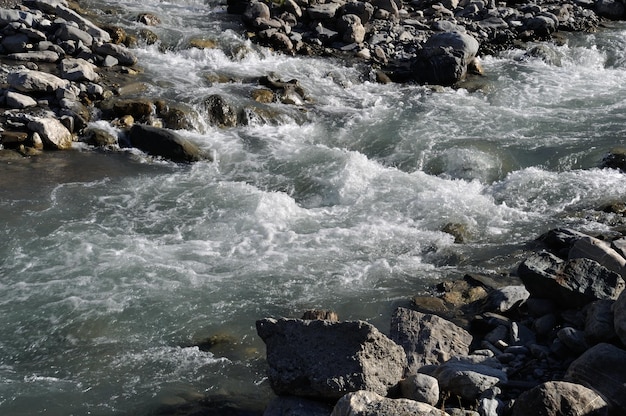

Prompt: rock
xmin=7 ymin=51 xmax=60 ymax=62
xmin=339 ymin=1 xmax=374 ymax=25
xmin=83 ymin=127 xmax=118 ymax=147
xmin=307 ymin=3 xmax=341 ymax=20
xmin=390 ymin=307 xmax=472 ymax=373
xmin=584 ymin=300 xmax=616 ymax=344
xmin=537 ymin=228 xmax=589 ymax=258
xmin=511 ymin=381 xmax=609 ymax=416
xmin=600 ymin=148 xmax=626 ymax=172
xmin=252 ymin=88 xmax=275 ymax=103
xmin=263 ymin=396 xmax=334 ymax=416
xmin=613 ymin=289 xmax=626 ymax=345
xmin=478 ymin=387 xmax=503 ymax=416
xmin=137 ymin=13 xmax=161 ymax=26
xmin=338 ymin=14 xmax=365 ymax=44
xmin=256 ymin=318 xmax=406 ymax=400
xmin=556 ymin=327 xmax=589 ymax=354
xmin=243 ymin=0 xmax=270 ymax=25
xmin=205 ymin=94 xmax=238 ymax=127
xmin=27 ymin=117 xmax=73 ymax=150
xmin=2 ymin=33 xmax=29 ymax=53
xmin=399 ymin=373 xmax=439 ymax=406
xmin=5 ymin=91 xmax=38 ymax=109
xmin=612 ymin=238 xmax=626 ymax=259
xmin=596 ymin=0 xmax=625 ymax=20
xmin=533 ymin=313 xmax=557 ymax=337
xmin=518 ymin=251 xmax=625 ymax=308
xmin=568 ymin=236 xmax=626 ymax=278
xmin=419 ymin=359 xmax=507 ymax=400
xmin=128 ymin=124 xmax=210 ymax=162
xmin=482 ymin=285 xmax=530 ymax=313
xmin=55 ymin=24 xmax=93 ymax=46
xmin=93 ymin=43 xmax=137 ymax=66
xmin=0 ymin=8 xmax=33 ymax=27
xmin=60 ymin=58 xmax=100 ymax=82
xmin=371 ymin=0 xmax=400 ymax=19
xmin=51 ymin=3 xmax=111 ymax=43
xmin=565 ymin=343 xmax=626 ymax=411
xmin=412 ymin=31 xmax=480 ymax=86
xmin=301 ymin=309 xmax=339 ymax=321
xmin=107 ymin=98 xmax=154 ymax=120
xmin=331 ymin=390 xmax=449 ymax=416
xmin=8 ymin=69 xmax=70 ymax=93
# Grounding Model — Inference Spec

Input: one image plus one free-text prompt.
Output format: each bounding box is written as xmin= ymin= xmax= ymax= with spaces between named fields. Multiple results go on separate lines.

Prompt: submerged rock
xmin=128 ymin=124 xmax=211 ymax=162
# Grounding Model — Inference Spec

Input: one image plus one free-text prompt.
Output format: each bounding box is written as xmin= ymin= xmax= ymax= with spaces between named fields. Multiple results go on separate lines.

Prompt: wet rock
xmin=600 ymin=148 xmax=626 ymax=172
xmin=264 ymin=396 xmax=333 ymax=416
xmin=83 ymin=127 xmax=118 ymax=147
xmin=243 ymin=0 xmax=271 ymax=25
xmin=511 ymin=381 xmax=609 ymax=416
xmin=537 ymin=228 xmax=589 ymax=258
xmin=596 ymin=0 xmax=625 ymax=20
xmin=205 ymin=94 xmax=238 ymax=127
xmin=5 ymin=91 xmax=38 ymax=108
xmin=93 ymin=42 xmax=137 ymax=66
xmin=331 ymin=390 xmax=448 ymax=416
xmin=256 ymin=317 xmax=406 ymax=400
xmin=106 ymin=98 xmax=155 ymax=120
xmin=128 ymin=124 xmax=210 ymax=162
xmin=518 ymin=251 xmax=625 ymax=308
xmin=252 ymin=88 xmax=275 ymax=103
xmin=398 ymin=373 xmax=439 ymax=406
xmin=27 ymin=116 xmax=73 ymax=150
xmin=301 ymin=309 xmax=339 ymax=321
xmin=565 ymin=343 xmax=626 ymax=412
xmin=390 ymin=307 xmax=472 ymax=373
xmin=137 ymin=13 xmax=161 ymax=26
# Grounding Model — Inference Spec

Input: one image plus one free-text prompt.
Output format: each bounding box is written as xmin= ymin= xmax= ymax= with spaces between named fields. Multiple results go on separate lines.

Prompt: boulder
xmin=412 ymin=31 xmax=479 ymax=86
xmin=51 ymin=3 xmax=112 ymax=42
xmin=517 ymin=251 xmax=625 ymax=308
xmin=7 ymin=70 xmax=69 ymax=93
xmin=390 ymin=307 xmax=472 ymax=373
xmin=331 ymin=390 xmax=448 ymax=416
xmin=613 ymin=289 xmax=626 ymax=345
xmin=27 ymin=117 xmax=73 ymax=150
xmin=93 ymin=43 xmax=137 ymax=66
xmin=596 ymin=0 xmax=625 ymax=20
xmin=263 ymin=396 xmax=334 ymax=416
xmin=60 ymin=58 xmax=100 ymax=82
xmin=399 ymin=373 xmax=439 ymax=406
xmin=482 ymin=285 xmax=530 ymax=313
xmin=7 ymin=51 xmax=60 ymax=62
xmin=339 ymin=1 xmax=374 ymax=25
xmin=511 ymin=381 xmax=609 ymax=416
xmin=568 ymin=236 xmax=626 ymax=278
xmin=565 ymin=343 xmax=626 ymax=411
xmin=243 ymin=0 xmax=270 ymax=25
xmin=205 ymin=94 xmax=238 ymax=127
xmin=2 ymin=33 xmax=29 ymax=53
xmin=537 ymin=228 xmax=589 ymax=258
xmin=338 ymin=14 xmax=365 ymax=44
xmin=584 ymin=300 xmax=616 ymax=344
xmin=419 ymin=359 xmax=507 ymax=400
xmin=5 ymin=91 xmax=38 ymax=109
xmin=600 ymin=148 xmax=626 ymax=172
xmin=256 ymin=318 xmax=406 ymax=400
xmin=55 ymin=24 xmax=94 ymax=46
xmin=0 ymin=8 xmax=34 ymax=27
xmin=128 ymin=124 xmax=210 ymax=162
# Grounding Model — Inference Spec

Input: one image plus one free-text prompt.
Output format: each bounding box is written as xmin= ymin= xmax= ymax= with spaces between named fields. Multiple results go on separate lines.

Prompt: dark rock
xmin=536 ymin=228 xmax=589 ymax=258
xmin=482 ymin=285 xmax=530 ymax=313
xmin=511 ymin=381 xmax=609 ymax=416
xmin=613 ymin=288 xmax=626 ymax=345
xmin=568 ymin=236 xmax=626 ymax=278
xmin=243 ymin=0 xmax=271 ymax=25
xmin=263 ymin=396 xmax=333 ymax=416
xmin=331 ymin=390 xmax=446 ymax=416
xmin=518 ymin=251 xmax=625 ymax=308
xmin=339 ymin=1 xmax=374 ymax=25
xmin=390 ymin=307 xmax=472 ymax=373
xmin=556 ymin=327 xmax=589 ymax=354
xmin=2 ymin=33 xmax=29 ymax=53
xmin=565 ymin=343 xmax=626 ymax=412
xmin=398 ymin=373 xmax=439 ymax=406
xmin=137 ymin=13 xmax=161 ymax=26
xmin=584 ymin=300 xmax=616 ymax=344
xmin=128 ymin=124 xmax=210 ymax=162
xmin=205 ymin=94 xmax=238 ymax=127
xmin=301 ymin=309 xmax=339 ymax=321
xmin=83 ymin=127 xmax=118 ymax=147
xmin=600 ymin=148 xmax=626 ymax=172
xmin=596 ymin=0 xmax=625 ymax=20
xmin=256 ymin=318 xmax=406 ymax=400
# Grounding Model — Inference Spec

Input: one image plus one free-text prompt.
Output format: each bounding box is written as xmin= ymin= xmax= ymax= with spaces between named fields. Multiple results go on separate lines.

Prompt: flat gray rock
xmin=331 ymin=390 xmax=448 ymax=416
xmin=511 ymin=381 xmax=608 ymax=416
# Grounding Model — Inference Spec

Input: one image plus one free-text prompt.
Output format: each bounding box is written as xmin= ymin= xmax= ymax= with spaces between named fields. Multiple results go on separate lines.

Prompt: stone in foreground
xmin=511 ymin=381 xmax=608 ymax=416
xmin=129 ymin=124 xmax=210 ymax=162
xmin=331 ymin=390 xmax=449 ymax=416
xmin=256 ymin=318 xmax=406 ymax=400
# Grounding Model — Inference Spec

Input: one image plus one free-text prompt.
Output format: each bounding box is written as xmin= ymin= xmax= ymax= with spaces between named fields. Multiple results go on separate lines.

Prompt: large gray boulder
xmin=398 ymin=373 xmax=439 ymax=406
xmin=565 ymin=343 xmax=626 ymax=411
xmin=518 ymin=251 xmax=625 ymax=308
xmin=93 ymin=43 xmax=137 ymax=66
xmin=128 ymin=124 xmax=210 ymax=162
xmin=7 ymin=70 xmax=70 ymax=93
xmin=331 ymin=390 xmax=448 ymax=416
xmin=568 ymin=236 xmax=626 ymax=278
xmin=27 ymin=117 xmax=73 ymax=150
xmin=60 ymin=58 xmax=100 ymax=82
xmin=390 ymin=307 xmax=472 ymax=373
xmin=256 ymin=318 xmax=406 ymax=400
xmin=411 ymin=31 xmax=479 ymax=86
xmin=511 ymin=381 xmax=608 ymax=416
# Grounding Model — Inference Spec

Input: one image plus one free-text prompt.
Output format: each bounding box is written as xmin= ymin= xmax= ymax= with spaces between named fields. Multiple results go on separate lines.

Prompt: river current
xmin=2 ymin=0 xmax=626 ymax=414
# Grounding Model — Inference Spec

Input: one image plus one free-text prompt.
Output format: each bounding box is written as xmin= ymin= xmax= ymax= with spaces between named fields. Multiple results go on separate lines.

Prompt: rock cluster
xmin=228 ymin=0 xmax=605 ymax=85
xmin=257 ymin=227 xmax=626 ymax=415
xmin=0 ymin=0 xmax=211 ymax=162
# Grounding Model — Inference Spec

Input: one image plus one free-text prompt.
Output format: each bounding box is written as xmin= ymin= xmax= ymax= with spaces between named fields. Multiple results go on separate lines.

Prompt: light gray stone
xmin=5 ymin=91 xmax=37 ymax=109
xmin=52 ymin=3 xmax=111 ymax=42
xmin=612 ymin=237 xmax=626 ymax=259
xmin=60 ymin=58 xmax=99 ymax=82
xmin=399 ymin=373 xmax=439 ymax=406
xmin=55 ymin=24 xmax=93 ymax=46
xmin=8 ymin=70 xmax=69 ymax=93
xmin=256 ymin=318 xmax=406 ymax=400
xmin=512 ymin=381 xmax=609 ymax=416
xmin=27 ymin=117 xmax=73 ymax=150
xmin=390 ymin=307 xmax=472 ymax=373
xmin=419 ymin=360 xmax=507 ymax=400
xmin=331 ymin=390 xmax=449 ymax=416
xmin=483 ymin=285 xmax=530 ymax=313
xmin=569 ymin=236 xmax=626 ymax=278
xmin=6 ymin=51 xmax=60 ymax=62
xmin=93 ymin=43 xmax=137 ymax=66
xmin=565 ymin=343 xmax=626 ymax=412
xmin=243 ymin=0 xmax=270 ymax=24
xmin=0 ymin=8 xmax=34 ymax=27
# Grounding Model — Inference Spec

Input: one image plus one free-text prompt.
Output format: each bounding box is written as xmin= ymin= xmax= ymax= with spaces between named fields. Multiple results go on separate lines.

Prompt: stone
xmin=556 ymin=327 xmax=589 ymax=354
xmin=596 ymin=0 xmax=625 ymax=20
xmin=419 ymin=359 xmax=507 ymax=400
xmin=339 ymin=1 xmax=374 ymax=25
xmin=0 ymin=8 xmax=34 ymax=27
xmin=612 ymin=238 xmax=626 ymax=259
xmin=482 ymin=285 xmax=530 ymax=313
xmin=511 ymin=381 xmax=608 ymax=416
xmin=263 ymin=396 xmax=333 ymax=416
xmin=568 ymin=236 xmax=626 ymax=278
xmin=252 ymin=88 xmax=274 ymax=103
xmin=256 ymin=318 xmax=406 ymax=400
xmin=537 ymin=228 xmax=589 ymax=258
xmin=205 ymin=94 xmax=238 ymax=127
xmin=390 ymin=307 xmax=472 ymax=373
xmin=600 ymin=148 xmax=626 ymax=172
xmin=518 ymin=251 xmax=625 ymax=308
xmin=5 ymin=91 xmax=37 ymax=109
xmin=399 ymin=373 xmax=439 ymax=406
xmin=128 ymin=124 xmax=210 ymax=163
xmin=102 ymin=55 xmax=119 ymax=67
xmin=533 ymin=313 xmax=557 ymax=336
xmin=613 ymin=289 xmax=626 ymax=345
xmin=331 ymin=390 xmax=449 ymax=416
xmin=478 ymin=387 xmax=503 ymax=416
xmin=55 ymin=24 xmax=93 ymax=46
xmin=565 ymin=343 xmax=626 ymax=411
xmin=584 ymin=300 xmax=615 ymax=344
xmin=52 ymin=3 xmax=111 ymax=43
xmin=243 ymin=0 xmax=270 ymax=25
xmin=27 ymin=117 xmax=73 ymax=150
xmin=7 ymin=51 xmax=60 ymax=62
xmin=307 ymin=3 xmax=341 ymax=20
xmin=2 ymin=33 xmax=29 ymax=53
xmin=371 ymin=0 xmax=400 ymax=19
xmin=338 ymin=14 xmax=365 ymax=44
xmin=83 ymin=127 xmax=118 ymax=147
xmin=60 ymin=58 xmax=99 ymax=82
xmin=93 ymin=43 xmax=137 ymax=66
xmin=137 ymin=13 xmax=161 ymax=26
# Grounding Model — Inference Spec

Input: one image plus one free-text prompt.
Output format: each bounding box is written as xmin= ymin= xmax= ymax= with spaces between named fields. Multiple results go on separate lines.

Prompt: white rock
xmin=7 ymin=69 xmax=70 ymax=93
xmin=27 ymin=117 xmax=73 ymax=150
xmin=5 ymin=91 xmax=37 ymax=109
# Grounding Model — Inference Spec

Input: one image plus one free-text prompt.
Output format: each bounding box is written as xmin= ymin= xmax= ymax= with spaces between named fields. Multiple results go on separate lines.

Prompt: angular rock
xmin=399 ymin=373 xmax=439 ymax=406
xmin=205 ymin=94 xmax=237 ymax=127
xmin=556 ymin=327 xmax=589 ymax=354
xmin=390 ymin=307 xmax=472 ymax=373
xmin=600 ymin=148 xmax=626 ymax=172
xmin=60 ymin=58 xmax=100 ymax=82
xmin=482 ymin=285 xmax=530 ymax=313
xmin=511 ymin=381 xmax=608 ymax=416
xmin=5 ymin=91 xmax=38 ymax=109
xmin=612 ymin=238 xmax=626 ymax=259
xmin=52 ymin=3 xmax=112 ymax=43
xmin=307 ymin=3 xmax=341 ymax=20
xmin=263 ymin=396 xmax=333 ymax=416
xmin=569 ymin=236 xmax=626 ymax=278
xmin=419 ymin=359 xmax=507 ymax=400
xmin=537 ymin=228 xmax=589 ymax=258
xmin=584 ymin=300 xmax=615 ymax=344
xmin=7 ymin=51 xmax=60 ymax=62
xmin=27 ymin=117 xmax=73 ymax=150
xmin=565 ymin=343 xmax=626 ymax=411
xmin=8 ymin=70 xmax=69 ymax=93
xmin=518 ymin=251 xmax=625 ymax=308
xmin=93 ymin=43 xmax=137 ymax=66
xmin=128 ymin=124 xmax=210 ymax=162
xmin=339 ymin=1 xmax=374 ymax=25
xmin=243 ymin=0 xmax=270 ymax=25
xmin=256 ymin=318 xmax=406 ymax=400
xmin=613 ymin=289 xmax=626 ymax=345
xmin=55 ymin=24 xmax=93 ymax=46
xmin=0 ymin=8 xmax=34 ymax=27
xmin=338 ymin=14 xmax=365 ymax=44
xmin=331 ymin=390 xmax=448 ymax=416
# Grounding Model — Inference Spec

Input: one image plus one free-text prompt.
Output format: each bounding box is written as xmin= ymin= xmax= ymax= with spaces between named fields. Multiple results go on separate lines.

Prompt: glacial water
xmin=2 ymin=0 xmax=626 ymax=414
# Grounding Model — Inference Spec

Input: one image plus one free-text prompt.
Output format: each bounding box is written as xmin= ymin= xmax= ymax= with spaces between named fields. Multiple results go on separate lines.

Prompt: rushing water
xmin=2 ymin=0 xmax=626 ymax=414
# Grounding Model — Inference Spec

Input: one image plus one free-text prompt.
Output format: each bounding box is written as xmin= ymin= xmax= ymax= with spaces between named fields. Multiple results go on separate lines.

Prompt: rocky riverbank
xmin=253 ymin=226 xmax=626 ymax=416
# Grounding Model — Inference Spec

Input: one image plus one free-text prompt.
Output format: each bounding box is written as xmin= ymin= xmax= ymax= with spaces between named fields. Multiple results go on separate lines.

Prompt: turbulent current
xmin=2 ymin=0 xmax=626 ymax=414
